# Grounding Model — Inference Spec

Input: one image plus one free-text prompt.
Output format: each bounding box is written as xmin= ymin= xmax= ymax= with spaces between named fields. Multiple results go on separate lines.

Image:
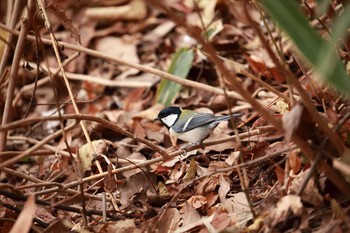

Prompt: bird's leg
xmin=199 ymin=141 xmax=205 ymax=150
xmin=179 ymin=141 xmax=201 ymax=157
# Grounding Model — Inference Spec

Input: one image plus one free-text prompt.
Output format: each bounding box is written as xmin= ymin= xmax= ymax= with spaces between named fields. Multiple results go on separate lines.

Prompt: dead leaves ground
xmin=0 ymin=0 xmax=350 ymax=232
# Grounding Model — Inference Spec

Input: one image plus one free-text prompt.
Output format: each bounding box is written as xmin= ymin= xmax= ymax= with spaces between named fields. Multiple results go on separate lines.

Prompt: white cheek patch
xmin=161 ymin=114 xmax=178 ymax=127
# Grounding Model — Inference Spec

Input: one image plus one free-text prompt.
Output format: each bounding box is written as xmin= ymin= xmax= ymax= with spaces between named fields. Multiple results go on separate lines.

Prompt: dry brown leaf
xmin=218 ymin=175 xmax=231 ymax=204
xmin=9 ymin=195 xmax=36 ymax=233
xmin=143 ymin=21 xmax=175 ymax=42
xmin=196 ymin=176 xmax=220 ymax=195
xmin=199 ymin=212 xmax=232 ymax=233
xmin=94 ymin=36 xmax=139 ymax=67
xmin=282 ymin=104 xmax=303 ymax=142
xmin=179 ymin=201 xmax=202 ymax=232
xmin=86 ymin=0 xmax=147 ymax=21
xmin=272 ymin=195 xmax=303 ymax=220
xmin=104 ymin=163 xmax=117 ymax=192
xmin=188 ymin=195 xmax=207 ymax=209
xmin=132 ymin=104 xmax=164 ymax=120
xmin=205 ymin=192 xmax=218 ymax=209
xmin=133 ymin=120 xmax=146 ymax=139
xmin=152 ymin=208 xmax=181 ymax=233
xmin=107 ymin=219 xmax=141 ymax=233
xmin=274 ymin=164 xmax=285 ymax=185
xmin=204 ymin=122 xmax=238 ymax=152
xmin=208 ymin=161 xmax=230 ymax=173
xmin=123 ymin=88 xmax=149 ymax=112
xmin=78 ymin=139 xmax=109 ymax=172
xmin=289 ymin=170 xmax=324 ymax=206
xmin=183 ymin=159 xmax=197 ymax=181
xmin=119 ymin=171 xmax=157 ymax=206
xmin=288 ymin=149 xmax=301 ymax=174
xmin=122 ymin=152 xmax=146 ymax=178
xmin=169 ymin=162 xmax=187 ymax=181
xmin=47 ymin=4 xmax=81 ymax=44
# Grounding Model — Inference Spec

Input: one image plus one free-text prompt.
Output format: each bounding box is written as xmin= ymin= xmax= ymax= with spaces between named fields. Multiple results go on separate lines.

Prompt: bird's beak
xmin=154 ymin=117 xmax=160 ymax=121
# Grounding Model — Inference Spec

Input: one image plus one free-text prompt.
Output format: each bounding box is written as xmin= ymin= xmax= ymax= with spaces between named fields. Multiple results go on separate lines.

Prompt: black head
xmin=155 ymin=106 xmax=182 ymax=128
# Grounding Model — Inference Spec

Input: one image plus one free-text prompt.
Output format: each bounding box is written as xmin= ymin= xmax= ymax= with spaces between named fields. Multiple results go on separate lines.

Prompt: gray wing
xmin=172 ymin=113 xmax=217 ymax=133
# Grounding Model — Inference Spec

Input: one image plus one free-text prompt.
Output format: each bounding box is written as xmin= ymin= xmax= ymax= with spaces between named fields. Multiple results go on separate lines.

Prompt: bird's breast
xmin=169 ymin=126 xmax=213 ymax=143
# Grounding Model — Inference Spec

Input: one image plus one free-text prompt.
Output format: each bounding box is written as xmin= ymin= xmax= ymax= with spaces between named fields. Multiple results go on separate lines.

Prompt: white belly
xmin=169 ymin=127 xmax=213 ymax=143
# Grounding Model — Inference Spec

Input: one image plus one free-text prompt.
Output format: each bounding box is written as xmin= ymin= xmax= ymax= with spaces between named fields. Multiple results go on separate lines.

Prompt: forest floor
xmin=0 ymin=0 xmax=350 ymax=232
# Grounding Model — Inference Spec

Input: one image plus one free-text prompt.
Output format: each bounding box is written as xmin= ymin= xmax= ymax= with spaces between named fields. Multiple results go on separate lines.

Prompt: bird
xmin=155 ymin=106 xmax=242 ymax=146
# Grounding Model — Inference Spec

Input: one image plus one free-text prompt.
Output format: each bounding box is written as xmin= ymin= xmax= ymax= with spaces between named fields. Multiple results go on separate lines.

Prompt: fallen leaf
xmin=9 ymin=195 xmax=36 ymax=233
xmin=119 ymin=171 xmax=157 ymax=206
xmin=86 ymin=0 xmax=147 ymax=21
xmin=47 ymin=4 xmax=81 ymax=44
xmin=272 ymin=195 xmax=303 ymax=220
xmin=183 ymin=159 xmax=197 ymax=181
xmin=188 ymin=195 xmax=207 ymax=209
xmin=282 ymin=104 xmax=303 ymax=142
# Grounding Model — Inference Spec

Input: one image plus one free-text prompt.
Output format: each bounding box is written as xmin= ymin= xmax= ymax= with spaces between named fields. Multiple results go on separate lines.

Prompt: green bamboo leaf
xmin=261 ymin=0 xmax=350 ymax=96
xmin=156 ymin=48 xmax=194 ymax=106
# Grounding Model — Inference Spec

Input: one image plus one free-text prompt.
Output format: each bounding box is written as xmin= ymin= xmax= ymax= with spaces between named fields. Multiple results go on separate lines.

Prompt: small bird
xmin=155 ymin=106 xmax=242 ymax=145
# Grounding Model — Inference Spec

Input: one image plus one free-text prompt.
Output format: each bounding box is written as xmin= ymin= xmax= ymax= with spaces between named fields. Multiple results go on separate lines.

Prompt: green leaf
xmin=261 ymin=0 xmax=350 ymax=96
xmin=156 ymin=48 xmax=194 ymax=106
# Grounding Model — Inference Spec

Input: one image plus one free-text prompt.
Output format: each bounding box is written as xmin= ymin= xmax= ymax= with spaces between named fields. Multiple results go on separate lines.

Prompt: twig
xmin=0 ymin=121 xmax=77 ymax=168
xmin=0 ymin=23 xmax=243 ymax=101
xmin=242 ymin=2 xmax=350 ymax=193
xmin=0 ymin=167 xmax=111 ymax=202
xmin=0 ymin=0 xmax=23 ymax=81
xmin=33 ymin=129 xmax=259 ymax=196
xmin=76 ymin=150 xmax=88 ymax=228
xmin=240 ymin=69 xmax=289 ymax=103
xmin=0 ymin=0 xmax=34 ymax=153
xmin=245 ymin=2 xmax=344 ymax=154
xmin=0 ymin=114 xmax=170 ymax=158
xmin=35 ymin=0 xmax=100 ymax=174
xmin=0 ymin=189 xmax=121 ymax=220
xmin=0 ymin=201 xmax=49 ymax=228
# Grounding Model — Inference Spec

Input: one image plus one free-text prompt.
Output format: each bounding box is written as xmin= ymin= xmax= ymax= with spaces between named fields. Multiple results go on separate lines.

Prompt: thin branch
xmin=0 ymin=23 xmax=243 ymax=100
xmin=0 ymin=121 xmax=78 ymax=168
xmin=0 ymin=0 xmax=34 ymax=153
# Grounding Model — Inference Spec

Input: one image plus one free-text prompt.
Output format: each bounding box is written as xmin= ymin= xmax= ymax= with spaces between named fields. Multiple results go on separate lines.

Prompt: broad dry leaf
xmin=176 ymin=201 xmax=202 ymax=233
xmin=143 ymin=21 xmax=175 ymax=42
xmin=78 ymin=139 xmax=108 ymax=172
xmin=282 ymin=104 xmax=303 ymax=142
xmin=132 ymin=104 xmax=164 ymax=120
xmin=119 ymin=171 xmax=157 ymax=206
xmin=183 ymin=159 xmax=197 ymax=181
xmin=288 ymin=149 xmax=301 ymax=174
xmin=94 ymin=36 xmax=139 ymax=67
xmin=9 ymin=195 xmax=36 ymax=233
xmin=169 ymin=162 xmax=187 ymax=181
xmin=196 ymin=176 xmax=220 ymax=195
xmin=218 ymin=175 xmax=231 ymax=204
xmin=86 ymin=0 xmax=147 ymax=21
xmin=153 ymin=208 xmax=181 ymax=233
xmin=225 ymin=151 xmax=240 ymax=166
xmin=288 ymin=170 xmax=323 ymax=206
xmin=47 ymin=4 xmax=81 ymax=44
xmin=107 ymin=219 xmax=141 ymax=233
xmin=187 ymin=195 xmax=207 ymax=209
xmin=272 ymin=195 xmax=303 ymax=220
xmin=222 ymin=192 xmax=250 ymax=214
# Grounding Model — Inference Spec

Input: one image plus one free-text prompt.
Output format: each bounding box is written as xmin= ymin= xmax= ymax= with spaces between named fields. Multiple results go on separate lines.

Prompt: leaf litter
xmin=0 ymin=0 xmax=350 ymax=232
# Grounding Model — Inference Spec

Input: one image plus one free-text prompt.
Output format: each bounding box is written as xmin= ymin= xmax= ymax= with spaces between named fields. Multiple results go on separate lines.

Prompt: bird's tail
xmin=214 ymin=113 xmax=243 ymax=122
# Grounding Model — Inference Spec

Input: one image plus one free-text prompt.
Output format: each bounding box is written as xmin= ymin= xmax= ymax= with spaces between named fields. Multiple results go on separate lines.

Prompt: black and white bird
xmin=155 ymin=106 xmax=242 ymax=145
